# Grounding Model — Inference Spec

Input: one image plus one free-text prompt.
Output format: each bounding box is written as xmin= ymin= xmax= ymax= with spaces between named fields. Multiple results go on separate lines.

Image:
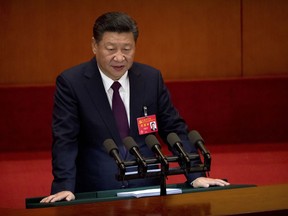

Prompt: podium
xmin=0 ymin=184 xmax=287 ymax=215
xmin=25 ymin=183 xmax=253 ymax=208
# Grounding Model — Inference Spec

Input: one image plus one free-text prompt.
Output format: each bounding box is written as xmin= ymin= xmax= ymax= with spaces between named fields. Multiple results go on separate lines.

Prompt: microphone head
xmin=188 ymin=130 xmax=204 ymax=144
xmin=123 ymin=136 xmax=138 ymax=152
xmin=103 ymin=139 xmax=119 ymax=155
xmin=145 ymin=134 xmax=161 ymax=150
xmin=167 ymin=132 xmax=182 ymax=148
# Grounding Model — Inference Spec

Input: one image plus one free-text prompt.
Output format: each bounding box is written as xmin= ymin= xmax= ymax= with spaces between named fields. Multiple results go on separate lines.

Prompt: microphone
xmin=145 ymin=135 xmax=169 ymax=169
xmin=167 ymin=133 xmax=190 ymax=166
xmin=188 ymin=130 xmax=210 ymax=155
xmin=123 ymin=137 xmax=147 ymax=175
xmin=103 ymin=139 xmax=126 ymax=172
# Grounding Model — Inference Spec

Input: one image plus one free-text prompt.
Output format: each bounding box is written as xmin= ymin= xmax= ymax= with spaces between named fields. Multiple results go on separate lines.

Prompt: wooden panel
xmin=133 ymin=0 xmax=242 ymax=80
xmin=0 ymin=0 xmax=95 ymax=85
xmin=242 ymin=0 xmax=288 ymax=76
xmin=2 ymin=184 xmax=288 ymax=215
xmin=0 ymin=0 xmax=241 ymax=85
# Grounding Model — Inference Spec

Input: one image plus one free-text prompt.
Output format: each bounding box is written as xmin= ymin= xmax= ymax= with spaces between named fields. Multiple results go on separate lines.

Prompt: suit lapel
xmin=83 ymin=59 xmax=120 ymax=141
xmin=82 ymin=59 xmax=147 ymax=142
xmin=129 ymin=65 xmax=146 ymax=138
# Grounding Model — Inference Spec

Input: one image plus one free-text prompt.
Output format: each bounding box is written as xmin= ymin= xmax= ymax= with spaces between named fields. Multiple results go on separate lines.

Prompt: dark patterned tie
xmin=111 ymin=81 xmax=129 ymax=157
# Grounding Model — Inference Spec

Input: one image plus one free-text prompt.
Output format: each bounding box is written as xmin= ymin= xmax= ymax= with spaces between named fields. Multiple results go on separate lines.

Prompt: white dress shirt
xmin=98 ymin=67 xmax=130 ymax=126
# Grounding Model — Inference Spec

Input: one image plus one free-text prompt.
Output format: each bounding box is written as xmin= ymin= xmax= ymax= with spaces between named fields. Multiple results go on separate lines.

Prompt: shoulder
xmin=54 ymin=58 xmax=98 ymax=90
xmin=60 ymin=59 xmax=95 ymax=79
xmin=130 ymin=62 xmax=162 ymax=79
xmin=131 ymin=62 xmax=160 ymax=72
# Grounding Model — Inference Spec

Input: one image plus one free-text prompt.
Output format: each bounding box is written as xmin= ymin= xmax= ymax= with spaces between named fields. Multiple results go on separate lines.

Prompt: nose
xmin=113 ymin=50 xmax=125 ymax=62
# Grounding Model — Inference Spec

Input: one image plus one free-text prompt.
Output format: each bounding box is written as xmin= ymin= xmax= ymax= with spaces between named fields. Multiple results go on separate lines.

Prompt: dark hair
xmin=93 ymin=12 xmax=139 ymax=43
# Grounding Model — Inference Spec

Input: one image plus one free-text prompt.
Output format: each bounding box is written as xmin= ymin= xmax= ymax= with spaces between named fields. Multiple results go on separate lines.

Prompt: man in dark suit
xmin=41 ymin=12 xmax=229 ymax=203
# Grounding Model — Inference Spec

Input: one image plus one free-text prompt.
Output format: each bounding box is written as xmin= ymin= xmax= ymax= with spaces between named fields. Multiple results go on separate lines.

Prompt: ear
xmin=91 ymin=37 xmax=97 ymax=54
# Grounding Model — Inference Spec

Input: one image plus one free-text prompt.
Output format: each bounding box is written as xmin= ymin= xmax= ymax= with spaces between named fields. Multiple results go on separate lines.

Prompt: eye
xmin=122 ymin=47 xmax=131 ymax=52
xmin=106 ymin=46 xmax=116 ymax=51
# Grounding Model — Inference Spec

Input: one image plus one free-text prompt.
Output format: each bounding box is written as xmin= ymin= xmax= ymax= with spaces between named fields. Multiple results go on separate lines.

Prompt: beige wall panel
xmin=0 ymin=0 xmax=241 ymax=85
xmin=242 ymin=0 xmax=288 ymax=76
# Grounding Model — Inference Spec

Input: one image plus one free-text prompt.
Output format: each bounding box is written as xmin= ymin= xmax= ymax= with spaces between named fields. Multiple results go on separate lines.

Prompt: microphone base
xmin=160 ymin=166 xmax=167 ymax=196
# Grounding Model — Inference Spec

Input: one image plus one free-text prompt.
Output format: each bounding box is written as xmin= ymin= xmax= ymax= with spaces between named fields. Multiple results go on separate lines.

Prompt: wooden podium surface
xmin=1 ymin=184 xmax=288 ymax=215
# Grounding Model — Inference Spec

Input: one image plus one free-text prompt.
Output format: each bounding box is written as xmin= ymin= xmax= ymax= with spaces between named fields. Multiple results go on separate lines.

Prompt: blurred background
xmin=1 ymin=0 xmax=287 ymax=86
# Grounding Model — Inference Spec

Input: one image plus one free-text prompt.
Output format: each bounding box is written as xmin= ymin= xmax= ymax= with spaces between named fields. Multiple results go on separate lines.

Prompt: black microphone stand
xmin=160 ymin=163 xmax=167 ymax=196
xmin=159 ymin=156 xmax=169 ymax=196
xmin=115 ymin=151 xmax=211 ymax=196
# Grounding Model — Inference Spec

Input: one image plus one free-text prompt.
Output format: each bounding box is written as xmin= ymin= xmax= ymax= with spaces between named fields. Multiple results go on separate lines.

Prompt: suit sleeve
xmin=51 ymin=75 xmax=79 ymax=194
xmin=155 ymin=72 xmax=206 ymax=182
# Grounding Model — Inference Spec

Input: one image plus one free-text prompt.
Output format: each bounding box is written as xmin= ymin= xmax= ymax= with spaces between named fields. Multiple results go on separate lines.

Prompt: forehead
xmin=100 ymin=32 xmax=135 ymax=45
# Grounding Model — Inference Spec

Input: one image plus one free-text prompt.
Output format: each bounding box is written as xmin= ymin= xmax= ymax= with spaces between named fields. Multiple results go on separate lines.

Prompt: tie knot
xmin=111 ymin=81 xmax=121 ymax=91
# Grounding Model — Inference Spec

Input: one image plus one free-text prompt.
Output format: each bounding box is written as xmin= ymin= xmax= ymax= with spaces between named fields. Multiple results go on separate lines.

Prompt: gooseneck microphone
xmin=123 ymin=136 xmax=147 ymax=175
xmin=145 ymin=134 xmax=169 ymax=195
xmin=188 ymin=130 xmax=210 ymax=155
xmin=167 ymin=133 xmax=190 ymax=166
xmin=145 ymin=135 xmax=169 ymax=169
xmin=103 ymin=139 xmax=126 ymax=172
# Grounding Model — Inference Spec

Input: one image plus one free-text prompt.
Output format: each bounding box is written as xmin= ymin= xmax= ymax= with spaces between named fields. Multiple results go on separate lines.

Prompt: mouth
xmin=112 ymin=65 xmax=125 ymax=71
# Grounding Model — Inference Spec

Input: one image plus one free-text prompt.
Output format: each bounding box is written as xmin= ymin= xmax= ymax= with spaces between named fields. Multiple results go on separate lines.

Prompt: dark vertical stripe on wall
xmin=240 ymin=0 xmax=244 ymax=77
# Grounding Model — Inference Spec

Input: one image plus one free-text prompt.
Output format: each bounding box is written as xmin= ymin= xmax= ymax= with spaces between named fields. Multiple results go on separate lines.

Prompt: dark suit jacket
xmin=51 ymin=58 xmax=203 ymax=194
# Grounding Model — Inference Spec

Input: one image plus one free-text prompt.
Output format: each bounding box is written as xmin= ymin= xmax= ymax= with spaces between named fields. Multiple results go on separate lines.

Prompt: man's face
xmin=92 ymin=32 xmax=136 ymax=80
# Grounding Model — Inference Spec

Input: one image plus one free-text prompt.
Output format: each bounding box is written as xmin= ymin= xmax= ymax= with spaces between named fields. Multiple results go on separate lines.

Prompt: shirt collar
xmin=98 ymin=66 xmax=129 ymax=92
